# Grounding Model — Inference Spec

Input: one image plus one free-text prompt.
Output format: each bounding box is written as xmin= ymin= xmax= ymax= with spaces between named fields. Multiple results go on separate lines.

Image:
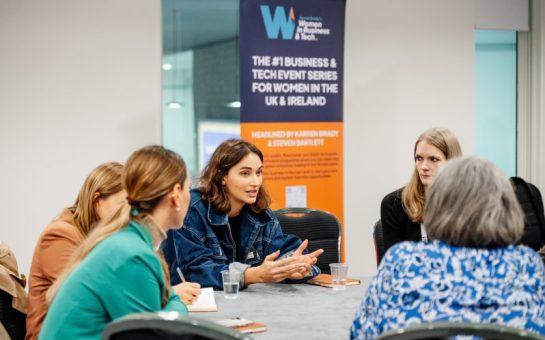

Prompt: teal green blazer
xmin=40 ymin=220 xmax=187 ymax=339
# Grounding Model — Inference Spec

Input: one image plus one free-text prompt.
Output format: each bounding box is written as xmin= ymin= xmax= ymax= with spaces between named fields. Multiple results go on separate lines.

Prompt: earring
xmin=175 ymin=206 xmax=181 ymax=212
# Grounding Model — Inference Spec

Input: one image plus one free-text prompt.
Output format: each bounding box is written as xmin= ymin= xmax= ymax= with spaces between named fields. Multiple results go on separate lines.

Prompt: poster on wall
xmin=198 ymin=121 xmax=240 ymax=172
xmin=240 ymin=0 xmax=346 ymax=257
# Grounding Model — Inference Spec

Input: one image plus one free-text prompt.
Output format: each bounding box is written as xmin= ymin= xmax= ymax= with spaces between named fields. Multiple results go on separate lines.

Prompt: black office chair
xmin=373 ymin=219 xmax=385 ymax=266
xmin=376 ymin=322 xmax=545 ymax=340
xmin=0 ymin=239 xmax=27 ymax=340
xmin=0 ymin=290 xmax=25 ymax=340
xmin=274 ymin=207 xmax=341 ymax=273
xmin=102 ymin=312 xmax=253 ymax=340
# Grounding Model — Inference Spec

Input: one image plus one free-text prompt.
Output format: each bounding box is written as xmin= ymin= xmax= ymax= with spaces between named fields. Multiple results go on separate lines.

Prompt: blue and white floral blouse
xmin=351 ymin=240 xmax=545 ymax=339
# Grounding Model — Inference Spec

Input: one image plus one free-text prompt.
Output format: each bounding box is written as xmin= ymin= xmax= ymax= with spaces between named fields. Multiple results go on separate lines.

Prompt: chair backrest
xmin=373 ymin=219 xmax=385 ymax=266
xmin=376 ymin=322 xmax=545 ymax=340
xmin=0 ymin=291 xmax=25 ymax=340
xmin=102 ymin=312 xmax=253 ymax=340
xmin=0 ymin=240 xmax=27 ymax=340
xmin=511 ymin=176 xmax=545 ymax=250
xmin=273 ymin=207 xmax=340 ymax=273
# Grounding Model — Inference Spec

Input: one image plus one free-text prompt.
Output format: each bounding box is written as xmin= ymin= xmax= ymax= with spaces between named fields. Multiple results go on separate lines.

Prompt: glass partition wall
xmin=162 ymin=0 xmax=240 ymax=179
xmin=475 ymin=30 xmax=517 ymax=176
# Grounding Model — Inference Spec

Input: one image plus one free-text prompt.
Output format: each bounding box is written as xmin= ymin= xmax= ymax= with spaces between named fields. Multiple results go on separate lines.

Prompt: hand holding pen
xmin=173 ymin=267 xmax=201 ymax=305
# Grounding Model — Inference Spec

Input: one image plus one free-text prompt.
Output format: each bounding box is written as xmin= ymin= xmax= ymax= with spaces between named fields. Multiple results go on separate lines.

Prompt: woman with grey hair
xmin=352 ymin=157 xmax=545 ymax=339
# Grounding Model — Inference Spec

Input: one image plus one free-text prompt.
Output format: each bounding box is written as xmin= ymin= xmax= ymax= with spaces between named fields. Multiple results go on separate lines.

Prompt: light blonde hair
xmin=401 ymin=128 xmax=462 ymax=222
xmin=424 ymin=157 xmax=524 ymax=247
xmin=69 ymin=162 xmax=123 ymax=237
xmin=47 ymin=145 xmax=187 ymax=307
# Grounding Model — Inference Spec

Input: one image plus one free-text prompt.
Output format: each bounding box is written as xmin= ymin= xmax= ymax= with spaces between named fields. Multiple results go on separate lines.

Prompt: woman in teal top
xmin=40 ymin=145 xmax=191 ymax=340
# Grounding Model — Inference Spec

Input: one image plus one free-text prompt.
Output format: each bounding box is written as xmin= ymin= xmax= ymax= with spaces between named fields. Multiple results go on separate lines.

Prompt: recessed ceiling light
xmin=167 ymin=101 xmax=183 ymax=109
xmin=226 ymin=100 xmax=241 ymax=108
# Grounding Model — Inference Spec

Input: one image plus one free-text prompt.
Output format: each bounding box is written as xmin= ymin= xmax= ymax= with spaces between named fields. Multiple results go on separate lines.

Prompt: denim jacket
xmin=162 ymin=189 xmax=320 ymax=290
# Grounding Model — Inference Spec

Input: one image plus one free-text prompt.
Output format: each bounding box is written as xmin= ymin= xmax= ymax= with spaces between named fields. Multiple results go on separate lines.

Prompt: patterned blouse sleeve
xmin=350 ymin=244 xmax=400 ymax=340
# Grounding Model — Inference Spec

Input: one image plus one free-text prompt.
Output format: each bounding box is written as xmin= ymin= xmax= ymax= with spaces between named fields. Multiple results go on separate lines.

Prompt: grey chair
xmin=373 ymin=219 xmax=385 ymax=266
xmin=102 ymin=312 xmax=253 ymax=340
xmin=274 ymin=207 xmax=341 ymax=273
xmin=376 ymin=322 xmax=545 ymax=340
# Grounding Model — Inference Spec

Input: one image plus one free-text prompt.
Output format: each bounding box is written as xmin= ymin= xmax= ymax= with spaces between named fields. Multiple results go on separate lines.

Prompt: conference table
xmin=192 ymin=277 xmax=372 ymax=340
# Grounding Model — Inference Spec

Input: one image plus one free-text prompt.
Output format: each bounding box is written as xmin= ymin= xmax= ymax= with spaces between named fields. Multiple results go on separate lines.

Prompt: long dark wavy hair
xmin=199 ymin=139 xmax=271 ymax=214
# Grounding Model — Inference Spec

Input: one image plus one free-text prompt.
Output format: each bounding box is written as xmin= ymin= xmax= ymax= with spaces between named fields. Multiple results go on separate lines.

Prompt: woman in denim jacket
xmin=162 ymin=139 xmax=323 ymax=290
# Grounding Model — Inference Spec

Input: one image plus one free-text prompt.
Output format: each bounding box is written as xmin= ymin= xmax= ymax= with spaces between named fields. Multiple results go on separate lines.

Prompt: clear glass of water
xmin=329 ymin=263 xmax=348 ymax=291
xmin=221 ymin=270 xmax=240 ymax=299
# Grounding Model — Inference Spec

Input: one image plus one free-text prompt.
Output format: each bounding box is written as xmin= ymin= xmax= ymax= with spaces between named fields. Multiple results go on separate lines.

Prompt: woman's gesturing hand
xmin=245 ymin=250 xmax=307 ymax=284
xmin=287 ymin=239 xmax=324 ymax=280
xmin=245 ymin=240 xmax=324 ymax=284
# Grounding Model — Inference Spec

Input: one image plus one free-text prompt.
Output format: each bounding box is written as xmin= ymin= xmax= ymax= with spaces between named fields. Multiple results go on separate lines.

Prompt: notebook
xmin=216 ymin=318 xmax=267 ymax=334
xmin=187 ymin=287 xmax=217 ymax=312
xmin=306 ymin=274 xmax=361 ymax=288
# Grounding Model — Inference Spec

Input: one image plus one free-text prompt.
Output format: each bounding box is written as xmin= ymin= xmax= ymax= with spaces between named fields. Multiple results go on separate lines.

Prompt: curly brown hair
xmin=199 ymin=139 xmax=271 ymax=214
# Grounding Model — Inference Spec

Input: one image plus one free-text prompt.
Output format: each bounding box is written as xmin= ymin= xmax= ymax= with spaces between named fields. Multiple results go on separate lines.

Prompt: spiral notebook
xmin=187 ymin=287 xmax=217 ymax=312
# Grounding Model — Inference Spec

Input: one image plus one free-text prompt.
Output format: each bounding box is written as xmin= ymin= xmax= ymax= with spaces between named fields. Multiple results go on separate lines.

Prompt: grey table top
xmin=191 ymin=277 xmax=371 ymax=340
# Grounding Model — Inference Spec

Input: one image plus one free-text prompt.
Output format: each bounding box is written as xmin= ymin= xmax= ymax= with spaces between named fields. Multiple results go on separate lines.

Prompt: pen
xmin=176 ymin=267 xmax=186 ymax=283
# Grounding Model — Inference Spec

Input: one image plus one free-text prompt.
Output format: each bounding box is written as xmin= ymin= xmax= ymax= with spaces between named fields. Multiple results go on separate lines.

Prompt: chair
xmin=274 ymin=207 xmax=341 ymax=273
xmin=373 ymin=219 xmax=385 ymax=266
xmin=376 ymin=322 xmax=545 ymax=340
xmin=0 ymin=241 xmax=27 ymax=340
xmin=0 ymin=291 xmax=25 ymax=340
xmin=102 ymin=312 xmax=253 ymax=340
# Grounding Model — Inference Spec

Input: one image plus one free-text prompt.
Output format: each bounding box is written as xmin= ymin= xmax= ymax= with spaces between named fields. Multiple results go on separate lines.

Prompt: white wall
xmin=0 ymin=0 xmax=162 ymax=276
xmin=0 ymin=0 xmax=476 ymax=279
xmin=344 ymin=0 xmax=476 ymax=276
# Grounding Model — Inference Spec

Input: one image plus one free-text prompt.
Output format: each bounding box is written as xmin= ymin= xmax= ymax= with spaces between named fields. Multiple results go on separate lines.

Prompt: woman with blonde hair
xmin=26 ymin=162 xmax=125 ymax=340
xmin=380 ymin=127 xmax=462 ymax=256
xmin=40 ymin=146 xmax=191 ymax=339
xmin=352 ymin=157 xmax=545 ymax=339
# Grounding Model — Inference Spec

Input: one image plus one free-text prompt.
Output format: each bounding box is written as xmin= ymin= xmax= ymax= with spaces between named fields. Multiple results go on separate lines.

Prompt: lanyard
xmin=420 ymin=224 xmax=428 ymax=243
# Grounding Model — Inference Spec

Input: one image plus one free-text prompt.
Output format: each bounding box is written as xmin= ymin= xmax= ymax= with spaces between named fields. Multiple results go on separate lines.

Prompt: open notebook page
xmin=187 ymin=287 xmax=217 ymax=312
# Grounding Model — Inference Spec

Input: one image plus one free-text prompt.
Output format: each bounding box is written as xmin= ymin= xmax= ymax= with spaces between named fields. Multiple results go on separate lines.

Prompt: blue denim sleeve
xmin=176 ymin=227 xmax=229 ymax=289
xmin=163 ymin=206 xmax=230 ymax=290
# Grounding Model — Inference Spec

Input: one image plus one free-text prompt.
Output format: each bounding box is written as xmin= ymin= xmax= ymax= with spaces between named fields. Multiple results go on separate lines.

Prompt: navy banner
xmin=240 ymin=0 xmax=345 ymax=123
xmin=240 ymin=0 xmax=346 ymax=259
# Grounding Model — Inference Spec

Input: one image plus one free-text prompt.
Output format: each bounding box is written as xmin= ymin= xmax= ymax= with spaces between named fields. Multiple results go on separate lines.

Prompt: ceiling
xmin=162 ymin=0 xmax=239 ymax=55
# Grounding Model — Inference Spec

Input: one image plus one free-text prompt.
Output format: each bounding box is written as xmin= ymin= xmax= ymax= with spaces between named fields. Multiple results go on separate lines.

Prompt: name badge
xmin=246 ymin=250 xmax=255 ymax=260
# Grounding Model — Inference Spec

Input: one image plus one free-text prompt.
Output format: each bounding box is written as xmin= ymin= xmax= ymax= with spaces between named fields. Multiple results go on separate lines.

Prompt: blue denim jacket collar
xmin=199 ymin=191 xmax=276 ymax=264
xmin=203 ymin=193 xmax=274 ymax=229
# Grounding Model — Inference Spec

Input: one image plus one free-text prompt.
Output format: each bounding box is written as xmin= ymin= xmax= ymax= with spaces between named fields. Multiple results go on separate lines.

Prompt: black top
xmin=380 ymin=188 xmax=422 ymax=254
xmin=228 ymin=212 xmax=244 ymax=262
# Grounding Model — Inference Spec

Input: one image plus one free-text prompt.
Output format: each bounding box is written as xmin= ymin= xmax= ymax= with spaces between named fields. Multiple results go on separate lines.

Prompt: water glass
xmin=329 ymin=263 xmax=348 ymax=291
xmin=221 ymin=270 xmax=240 ymax=299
